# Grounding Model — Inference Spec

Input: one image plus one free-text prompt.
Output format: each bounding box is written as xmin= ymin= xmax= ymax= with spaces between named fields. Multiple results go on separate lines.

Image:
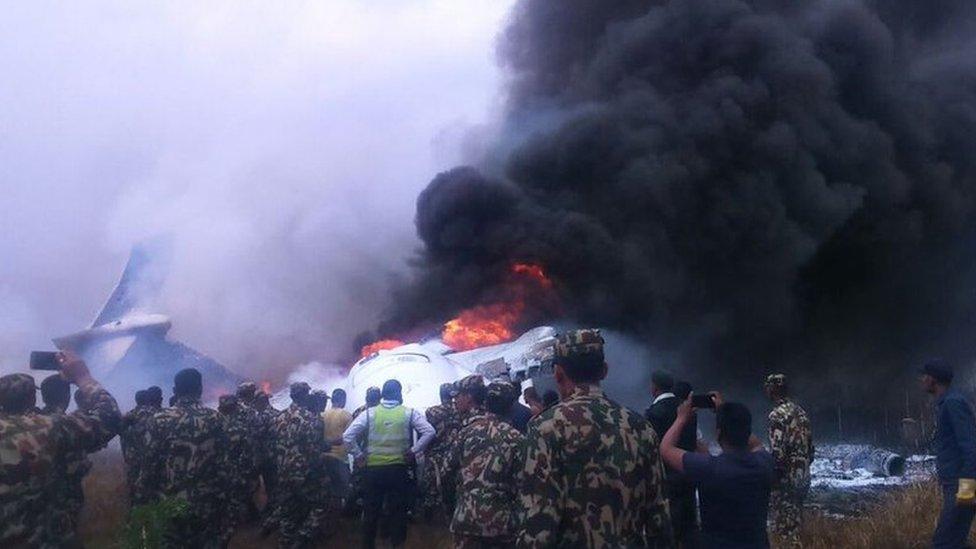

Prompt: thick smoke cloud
xmin=389 ymin=0 xmax=976 ymax=398
xmin=0 ymin=1 xmax=513 ymax=381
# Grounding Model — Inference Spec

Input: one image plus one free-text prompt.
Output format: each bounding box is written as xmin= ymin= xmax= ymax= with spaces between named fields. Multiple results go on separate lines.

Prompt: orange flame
xmin=360 ymin=339 xmax=405 ymax=358
xmin=441 ymin=263 xmax=553 ymax=351
xmin=260 ymin=381 xmax=272 ymax=395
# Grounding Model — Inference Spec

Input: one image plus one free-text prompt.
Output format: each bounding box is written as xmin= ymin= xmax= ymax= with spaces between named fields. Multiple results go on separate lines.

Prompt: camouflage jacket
xmin=39 ymin=405 xmax=93 ymax=501
xmin=253 ymin=407 xmax=278 ymax=465
xmin=447 ymin=411 xmax=522 ymax=538
xmin=426 ymin=402 xmax=460 ymax=458
xmin=768 ymin=398 xmax=813 ymax=491
xmin=222 ymin=407 xmax=259 ymax=487
xmin=134 ymin=397 xmax=229 ymax=510
xmin=121 ymin=405 xmax=157 ymax=479
xmin=0 ymin=382 xmax=120 ymax=545
xmin=517 ymin=385 xmax=672 ymax=548
xmin=273 ymin=404 xmax=327 ymax=489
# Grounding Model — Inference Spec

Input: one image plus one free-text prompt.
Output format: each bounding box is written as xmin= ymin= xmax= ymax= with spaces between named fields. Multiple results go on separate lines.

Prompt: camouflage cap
xmin=455 ymin=374 xmax=485 ymax=394
xmin=0 ymin=373 xmax=38 ymax=412
xmin=764 ymin=373 xmax=787 ymax=389
xmin=487 ymin=381 xmax=519 ymax=406
xmin=236 ymin=381 xmax=258 ymax=398
xmin=554 ymin=328 xmax=605 ymax=361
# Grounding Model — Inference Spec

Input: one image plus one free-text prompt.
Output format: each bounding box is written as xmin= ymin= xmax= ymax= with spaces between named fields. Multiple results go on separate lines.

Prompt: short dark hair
xmin=365 ymin=387 xmax=381 ymax=406
xmin=332 ymin=389 xmax=346 ymax=407
xmin=439 ymin=383 xmax=456 ymax=404
xmin=135 ymin=389 xmax=149 ymax=406
xmin=716 ymin=402 xmax=752 ymax=449
xmin=146 ymin=386 xmax=163 ymax=405
xmin=464 ymin=384 xmax=487 ymax=407
xmin=652 ymin=370 xmax=675 ymax=392
xmin=920 ymin=359 xmax=954 ymax=385
xmin=382 ymin=379 xmax=402 ymax=403
xmin=674 ymin=381 xmax=692 ymax=400
xmin=41 ymin=374 xmax=70 ymax=409
xmin=173 ymin=368 xmax=203 ymax=398
xmin=290 ymin=382 xmax=311 ymax=405
xmin=556 ymin=354 xmax=605 ymax=384
xmin=310 ymin=390 xmax=329 ymax=413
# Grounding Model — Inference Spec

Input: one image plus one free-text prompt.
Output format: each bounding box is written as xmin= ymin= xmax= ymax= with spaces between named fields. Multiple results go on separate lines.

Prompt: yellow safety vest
xmin=367 ymin=405 xmax=410 ymax=466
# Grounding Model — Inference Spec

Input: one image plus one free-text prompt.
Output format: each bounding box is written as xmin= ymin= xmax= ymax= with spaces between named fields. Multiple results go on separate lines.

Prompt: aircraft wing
xmin=91 ymin=237 xmax=172 ymax=327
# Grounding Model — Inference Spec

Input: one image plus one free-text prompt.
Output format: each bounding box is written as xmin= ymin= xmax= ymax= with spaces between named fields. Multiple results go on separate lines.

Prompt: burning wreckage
xmin=51 ymin=242 xmax=935 ymax=504
xmin=343 ymin=326 xmax=558 ymax=411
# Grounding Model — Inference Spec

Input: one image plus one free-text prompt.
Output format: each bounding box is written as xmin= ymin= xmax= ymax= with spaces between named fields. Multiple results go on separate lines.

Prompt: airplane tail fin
xmin=91 ymin=237 xmax=172 ymax=327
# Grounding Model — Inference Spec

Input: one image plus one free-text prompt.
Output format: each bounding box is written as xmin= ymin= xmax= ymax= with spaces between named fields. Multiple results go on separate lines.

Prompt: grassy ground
xmin=79 ymin=449 xmax=967 ymax=548
xmin=795 ymin=482 xmax=976 ymax=549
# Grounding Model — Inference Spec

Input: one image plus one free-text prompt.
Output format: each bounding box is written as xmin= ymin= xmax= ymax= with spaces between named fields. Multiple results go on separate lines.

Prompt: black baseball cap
xmin=919 ymin=359 xmax=954 ymax=384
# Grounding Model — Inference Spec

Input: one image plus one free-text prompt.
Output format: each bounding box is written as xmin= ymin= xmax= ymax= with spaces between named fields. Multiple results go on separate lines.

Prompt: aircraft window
xmin=397 ymin=354 xmax=429 ymax=363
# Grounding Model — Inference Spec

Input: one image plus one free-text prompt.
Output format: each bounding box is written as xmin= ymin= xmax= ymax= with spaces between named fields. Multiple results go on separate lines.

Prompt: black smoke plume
xmin=384 ymin=0 xmax=976 ymax=407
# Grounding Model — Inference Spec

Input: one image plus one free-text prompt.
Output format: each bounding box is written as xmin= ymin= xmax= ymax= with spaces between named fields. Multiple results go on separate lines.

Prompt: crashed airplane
xmin=52 ymin=240 xmax=241 ymax=403
xmin=342 ymin=326 xmax=557 ymax=411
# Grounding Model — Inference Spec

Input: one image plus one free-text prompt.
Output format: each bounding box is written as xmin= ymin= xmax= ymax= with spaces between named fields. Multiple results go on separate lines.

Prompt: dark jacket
xmin=506 ymin=402 xmax=533 ymax=434
xmin=646 ymin=395 xmax=697 ymax=451
xmin=934 ymin=389 xmax=976 ymax=482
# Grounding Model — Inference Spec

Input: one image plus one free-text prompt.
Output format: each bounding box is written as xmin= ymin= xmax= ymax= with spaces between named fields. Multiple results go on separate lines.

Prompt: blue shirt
xmin=683 ymin=449 xmax=774 ymax=548
xmin=934 ymin=389 xmax=976 ymax=483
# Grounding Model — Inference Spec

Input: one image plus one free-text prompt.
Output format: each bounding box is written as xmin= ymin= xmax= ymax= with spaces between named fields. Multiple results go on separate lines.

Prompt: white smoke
xmin=0 ymin=1 xmax=515 ymax=382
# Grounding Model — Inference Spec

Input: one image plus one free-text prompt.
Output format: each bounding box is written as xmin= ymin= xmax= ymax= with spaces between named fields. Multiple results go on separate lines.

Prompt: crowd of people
xmin=1 ymin=332 xmax=974 ymax=548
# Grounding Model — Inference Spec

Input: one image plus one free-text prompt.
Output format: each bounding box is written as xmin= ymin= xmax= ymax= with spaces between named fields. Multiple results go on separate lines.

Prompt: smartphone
xmin=691 ymin=393 xmax=716 ymax=409
xmin=29 ymin=351 xmax=61 ymax=371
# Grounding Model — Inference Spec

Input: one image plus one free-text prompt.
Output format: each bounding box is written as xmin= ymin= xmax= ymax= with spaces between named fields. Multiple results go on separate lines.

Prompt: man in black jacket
xmin=646 ymin=371 xmax=700 ymax=547
xmin=921 ymin=359 xmax=976 ymax=548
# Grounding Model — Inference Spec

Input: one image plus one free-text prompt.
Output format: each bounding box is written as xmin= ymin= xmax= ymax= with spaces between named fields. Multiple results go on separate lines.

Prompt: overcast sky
xmin=0 ymin=1 xmax=515 ymax=378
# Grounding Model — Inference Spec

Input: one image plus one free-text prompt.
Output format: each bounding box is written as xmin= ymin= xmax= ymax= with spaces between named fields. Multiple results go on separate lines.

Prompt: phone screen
xmin=691 ymin=393 xmax=716 ymax=409
xmin=29 ymin=351 xmax=60 ymax=371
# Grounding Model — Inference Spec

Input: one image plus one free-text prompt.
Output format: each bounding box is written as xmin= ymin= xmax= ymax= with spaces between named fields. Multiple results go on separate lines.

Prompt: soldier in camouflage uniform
xmin=764 ymin=373 xmax=813 ymax=548
xmin=423 ymin=382 xmax=460 ymax=518
xmin=232 ymin=382 xmax=263 ymax=521
xmin=135 ymin=368 xmax=230 ymax=548
xmin=270 ymin=382 xmax=330 ymax=549
xmin=121 ymin=389 xmax=159 ymax=500
xmin=35 ymin=374 xmax=94 ymax=548
xmin=252 ymin=390 xmax=281 ymax=525
xmin=517 ymin=329 xmax=673 ymax=548
xmin=444 ymin=376 xmax=522 ymax=548
xmin=0 ymin=354 xmax=121 ymax=548
xmin=218 ymin=394 xmax=260 ymax=541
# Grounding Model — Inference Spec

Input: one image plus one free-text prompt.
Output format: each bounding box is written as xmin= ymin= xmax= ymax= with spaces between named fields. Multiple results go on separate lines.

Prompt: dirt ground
xmin=79 ymin=448 xmax=969 ymax=549
xmin=79 ymin=449 xmax=451 ymax=548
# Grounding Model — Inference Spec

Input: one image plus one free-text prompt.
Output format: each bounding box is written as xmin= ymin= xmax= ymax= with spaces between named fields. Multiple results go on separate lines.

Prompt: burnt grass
xmin=80 ymin=450 xmax=965 ymax=548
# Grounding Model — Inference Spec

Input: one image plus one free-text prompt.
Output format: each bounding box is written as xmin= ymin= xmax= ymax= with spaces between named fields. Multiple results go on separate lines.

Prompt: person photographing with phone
xmin=660 ymin=392 xmax=774 ymax=549
xmin=0 ymin=352 xmax=122 ymax=547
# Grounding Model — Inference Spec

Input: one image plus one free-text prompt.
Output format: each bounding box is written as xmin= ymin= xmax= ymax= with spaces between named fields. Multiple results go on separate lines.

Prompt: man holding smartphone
xmin=660 ymin=392 xmax=774 ymax=549
xmin=0 ymin=352 xmax=121 ymax=547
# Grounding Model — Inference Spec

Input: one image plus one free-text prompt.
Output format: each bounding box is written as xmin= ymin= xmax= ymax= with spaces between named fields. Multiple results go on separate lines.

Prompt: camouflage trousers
xmin=421 ymin=451 xmax=454 ymax=514
xmin=164 ymin=503 xmax=224 ymax=549
xmin=275 ymin=483 xmax=328 ymax=549
xmin=223 ymin=475 xmax=259 ymax=542
xmin=38 ymin=481 xmax=86 ymax=549
xmin=769 ymin=488 xmax=806 ymax=548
